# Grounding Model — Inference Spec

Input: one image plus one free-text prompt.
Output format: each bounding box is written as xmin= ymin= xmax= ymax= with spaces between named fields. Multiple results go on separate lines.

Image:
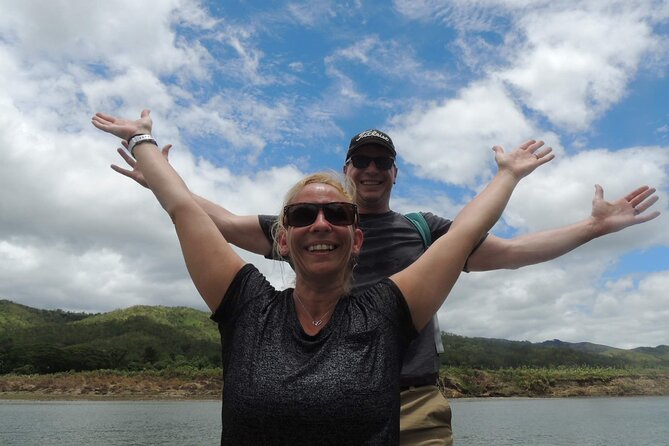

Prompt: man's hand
xmin=92 ymin=109 xmax=153 ymax=142
xmin=111 ymin=144 xmax=173 ymax=188
xmin=591 ymin=185 xmax=660 ymax=236
xmin=493 ymin=140 xmax=555 ymax=180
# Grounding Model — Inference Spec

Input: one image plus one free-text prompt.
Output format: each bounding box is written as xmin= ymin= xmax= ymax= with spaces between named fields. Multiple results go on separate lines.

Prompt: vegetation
xmin=438 ymin=366 xmax=669 ymax=397
xmin=0 ymin=300 xmax=220 ymax=374
xmin=440 ymin=333 xmax=669 ymax=369
xmin=1 ymin=299 xmax=668 ymax=400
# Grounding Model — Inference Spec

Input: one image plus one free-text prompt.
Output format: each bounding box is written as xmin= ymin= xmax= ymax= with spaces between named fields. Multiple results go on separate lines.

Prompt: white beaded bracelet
xmin=127 ymin=134 xmax=158 ymax=158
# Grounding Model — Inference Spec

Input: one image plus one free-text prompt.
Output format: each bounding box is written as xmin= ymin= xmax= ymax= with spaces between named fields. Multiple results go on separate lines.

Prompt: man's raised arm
xmin=467 ymin=184 xmax=660 ymax=271
xmin=111 ymin=144 xmax=273 ymax=257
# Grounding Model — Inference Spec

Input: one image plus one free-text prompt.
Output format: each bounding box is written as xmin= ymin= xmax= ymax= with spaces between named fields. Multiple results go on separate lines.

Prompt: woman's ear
xmin=277 ymin=230 xmax=290 ymax=257
xmin=351 ymin=227 xmax=364 ymax=257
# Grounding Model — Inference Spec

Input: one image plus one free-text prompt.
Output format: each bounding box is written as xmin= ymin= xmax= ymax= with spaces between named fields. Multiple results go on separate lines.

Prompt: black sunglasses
xmin=346 ymin=155 xmax=395 ymax=170
xmin=283 ymin=202 xmax=359 ymax=227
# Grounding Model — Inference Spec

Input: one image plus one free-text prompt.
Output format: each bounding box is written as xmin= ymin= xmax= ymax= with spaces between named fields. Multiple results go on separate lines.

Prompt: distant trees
xmin=2 ymin=300 xmax=666 ymax=375
xmin=0 ymin=302 xmax=222 ymax=374
xmin=0 ymin=338 xmax=222 ymax=374
xmin=439 ymin=333 xmax=652 ymax=369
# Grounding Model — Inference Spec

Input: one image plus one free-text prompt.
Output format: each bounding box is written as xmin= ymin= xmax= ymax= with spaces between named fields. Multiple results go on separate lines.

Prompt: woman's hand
xmin=92 ymin=109 xmax=153 ymax=142
xmin=493 ymin=139 xmax=554 ymax=180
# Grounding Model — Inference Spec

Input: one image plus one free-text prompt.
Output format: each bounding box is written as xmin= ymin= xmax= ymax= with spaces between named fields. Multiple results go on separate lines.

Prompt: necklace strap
xmin=293 ymin=291 xmax=339 ymax=327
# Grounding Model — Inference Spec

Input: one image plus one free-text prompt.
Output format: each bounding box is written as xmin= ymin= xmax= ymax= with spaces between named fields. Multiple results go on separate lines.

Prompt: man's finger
xmin=527 ymin=140 xmax=545 ymax=153
xmin=116 ymin=148 xmax=136 ymax=167
xmin=624 ymin=186 xmax=651 ymax=202
xmin=634 ymin=211 xmax=661 ymax=224
xmin=110 ymin=164 xmax=133 ymax=178
xmin=492 ymin=145 xmax=504 ymax=156
xmin=518 ymin=140 xmax=536 ymax=150
xmin=634 ymin=195 xmax=659 ymax=214
xmin=629 ymin=187 xmax=656 ymax=208
xmin=161 ymin=144 xmax=172 ymax=159
xmin=594 ymin=184 xmax=604 ymax=201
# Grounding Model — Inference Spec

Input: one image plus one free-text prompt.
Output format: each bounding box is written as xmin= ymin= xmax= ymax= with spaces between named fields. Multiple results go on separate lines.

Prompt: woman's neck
xmin=293 ymin=280 xmax=345 ymax=333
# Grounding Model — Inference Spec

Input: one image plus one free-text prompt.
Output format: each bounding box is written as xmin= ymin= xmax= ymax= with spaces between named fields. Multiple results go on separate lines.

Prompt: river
xmin=1 ymin=396 xmax=667 ymax=445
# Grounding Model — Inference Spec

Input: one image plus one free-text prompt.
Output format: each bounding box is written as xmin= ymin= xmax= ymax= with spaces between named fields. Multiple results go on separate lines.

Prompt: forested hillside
xmin=1 ymin=299 xmax=667 ymax=375
xmin=0 ymin=300 xmax=220 ymax=373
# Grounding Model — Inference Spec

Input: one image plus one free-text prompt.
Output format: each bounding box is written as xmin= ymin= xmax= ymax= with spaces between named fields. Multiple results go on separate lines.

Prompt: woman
xmin=92 ymin=109 xmax=553 ymax=445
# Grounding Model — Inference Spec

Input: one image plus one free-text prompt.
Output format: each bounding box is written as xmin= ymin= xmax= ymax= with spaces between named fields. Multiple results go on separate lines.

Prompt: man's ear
xmin=392 ymin=165 xmax=398 ymax=184
xmin=343 ymin=164 xmax=349 ymax=175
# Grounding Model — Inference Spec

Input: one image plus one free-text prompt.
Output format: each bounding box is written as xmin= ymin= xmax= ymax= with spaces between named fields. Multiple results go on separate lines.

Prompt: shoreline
xmin=3 ymin=394 xmax=669 ymax=403
xmin=2 ymin=368 xmax=668 ymax=401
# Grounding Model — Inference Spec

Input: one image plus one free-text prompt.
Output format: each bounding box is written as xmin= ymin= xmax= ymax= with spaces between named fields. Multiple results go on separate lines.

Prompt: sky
xmin=0 ymin=0 xmax=668 ymax=350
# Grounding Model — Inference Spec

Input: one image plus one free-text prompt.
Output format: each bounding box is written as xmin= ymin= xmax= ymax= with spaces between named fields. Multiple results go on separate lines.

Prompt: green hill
xmin=1 ymin=300 xmax=667 ymax=375
xmin=0 ymin=300 xmax=220 ymax=374
xmin=0 ymin=299 xmax=90 ymax=331
xmin=440 ymin=334 xmax=669 ymax=369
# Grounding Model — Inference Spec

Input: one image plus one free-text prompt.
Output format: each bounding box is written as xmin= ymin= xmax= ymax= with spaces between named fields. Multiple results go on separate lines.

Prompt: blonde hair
xmin=272 ymin=171 xmax=358 ymax=292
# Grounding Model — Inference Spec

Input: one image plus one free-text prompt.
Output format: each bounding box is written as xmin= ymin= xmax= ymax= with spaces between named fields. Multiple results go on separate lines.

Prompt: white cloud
xmin=388 ymin=80 xmax=559 ymax=186
xmin=499 ymin=7 xmax=657 ymax=131
xmin=327 ymin=36 xmax=449 ymax=89
xmin=439 ymin=263 xmax=669 ymax=349
xmin=394 ymin=0 xmax=669 ymax=131
xmin=0 ymin=0 xmax=214 ymax=76
xmin=287 ymin=1 xmax=337 ymax=27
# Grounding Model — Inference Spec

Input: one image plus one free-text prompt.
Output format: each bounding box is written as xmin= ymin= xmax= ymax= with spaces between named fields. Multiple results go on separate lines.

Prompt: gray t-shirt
xmin=259 ymin=211 xmax=477 ymax=387
xmin=211 ymin=264 xmax=417 ymax=445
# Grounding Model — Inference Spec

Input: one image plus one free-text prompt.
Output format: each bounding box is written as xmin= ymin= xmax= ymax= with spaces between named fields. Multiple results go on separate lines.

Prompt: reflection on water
xmin=1 ymin=396 xmax=667 ymax=445
xmin=0 ymin=400 xmax=221 ymax=446
xmin=451 ymin=396 xmax=669 ymax=446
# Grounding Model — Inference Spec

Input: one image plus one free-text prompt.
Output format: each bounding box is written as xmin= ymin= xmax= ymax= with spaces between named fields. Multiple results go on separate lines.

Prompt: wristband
xmin=127 ymin=134 xmax=158 ymax=158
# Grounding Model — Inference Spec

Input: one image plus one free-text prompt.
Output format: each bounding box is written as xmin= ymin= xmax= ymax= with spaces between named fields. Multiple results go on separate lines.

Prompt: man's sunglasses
xmin=283 ymin=202 xmax=359 ymax=228
xmin=346 ymin=155 xmax=395 ymax=170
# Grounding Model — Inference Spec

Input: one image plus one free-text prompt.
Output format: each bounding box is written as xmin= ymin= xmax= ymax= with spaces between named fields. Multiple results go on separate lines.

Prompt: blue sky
xmin=0 ymin=0 xmax=667 ymax=349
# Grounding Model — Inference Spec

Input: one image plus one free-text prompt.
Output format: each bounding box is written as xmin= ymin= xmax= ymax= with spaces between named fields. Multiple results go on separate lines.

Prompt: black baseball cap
xmin=345 ymin=129 xmax=396 ymax=160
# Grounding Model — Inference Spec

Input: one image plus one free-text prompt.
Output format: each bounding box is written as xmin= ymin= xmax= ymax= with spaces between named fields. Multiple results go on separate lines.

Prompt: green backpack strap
xmin=404 ymin=211 xmax=444 ymax=354
xmin=404 ymin=212 xmax=432 ymax=248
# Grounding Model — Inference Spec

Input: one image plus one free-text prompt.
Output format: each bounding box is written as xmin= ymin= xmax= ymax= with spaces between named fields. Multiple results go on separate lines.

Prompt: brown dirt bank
xmin=0 ymin=371 xmax=221 ymax=400
xmin=1 ymin=368 xmax=668 ymax=401
xmin=439 ymin=367 xmax=669 ymax=398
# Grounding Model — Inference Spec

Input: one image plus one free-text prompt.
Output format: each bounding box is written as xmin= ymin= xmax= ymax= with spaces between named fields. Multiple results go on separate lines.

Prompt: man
xmin=112 ymin=130 xmax=659 ymax=446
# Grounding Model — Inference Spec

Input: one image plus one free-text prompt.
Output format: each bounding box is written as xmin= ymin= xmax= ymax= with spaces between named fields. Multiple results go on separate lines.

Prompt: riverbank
xmin=0 ymin=369 xmax=222 ymax=400
xmin=1 ymin=367 xmax=668 ymax=400
xmin=439 ymin=366 xmax=669 ymax=398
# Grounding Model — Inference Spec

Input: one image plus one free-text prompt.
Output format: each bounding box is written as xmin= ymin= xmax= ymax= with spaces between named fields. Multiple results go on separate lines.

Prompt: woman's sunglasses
xmin=283 ymin=202 xmax=359 ymax=227
xmin=346 ymin=155 xmax=395 ymax=170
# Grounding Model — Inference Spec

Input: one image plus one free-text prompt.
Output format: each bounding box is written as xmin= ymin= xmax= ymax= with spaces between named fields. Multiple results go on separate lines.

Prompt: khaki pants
xmin=400 ymin=385 xmax=453 ymax=446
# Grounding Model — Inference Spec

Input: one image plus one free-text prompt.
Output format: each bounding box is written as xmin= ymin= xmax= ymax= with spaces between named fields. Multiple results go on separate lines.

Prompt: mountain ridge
xmin=1 ymin=299 xmax=667 ymax=374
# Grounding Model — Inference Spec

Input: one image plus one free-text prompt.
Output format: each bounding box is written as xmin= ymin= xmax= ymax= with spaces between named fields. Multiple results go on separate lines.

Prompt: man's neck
xmin=357 ymin=202 xmax=391 ymax=215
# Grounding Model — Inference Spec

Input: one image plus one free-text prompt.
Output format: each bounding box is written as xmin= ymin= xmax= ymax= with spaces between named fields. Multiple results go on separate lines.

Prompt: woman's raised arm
xmin=391 ymin=140 xmax=554 ymax=330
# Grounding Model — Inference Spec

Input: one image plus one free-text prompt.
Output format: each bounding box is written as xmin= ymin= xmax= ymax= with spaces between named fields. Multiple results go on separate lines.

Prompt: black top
xmin=260 ymin=211 xmax=472 ymax=386
xmin=211 ymin=264 xmax=417 ymax=445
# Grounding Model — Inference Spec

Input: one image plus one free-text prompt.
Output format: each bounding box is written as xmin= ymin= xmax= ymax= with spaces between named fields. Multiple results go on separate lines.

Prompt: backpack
xmin=404 ymin=212 xmax=444 ymax=354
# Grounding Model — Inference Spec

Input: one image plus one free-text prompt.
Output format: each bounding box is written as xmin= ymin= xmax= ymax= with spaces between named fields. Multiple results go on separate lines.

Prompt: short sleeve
xmin=210 ymin=264 xmax=274 ymax=325
xmin=423 ymin=211 xmax=487 ymax=272
xmin=357 ymin=279 xmax=418 ymax=344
